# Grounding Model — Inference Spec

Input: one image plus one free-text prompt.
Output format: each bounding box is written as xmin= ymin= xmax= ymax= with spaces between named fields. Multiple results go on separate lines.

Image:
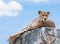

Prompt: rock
xmin=8 ymin=27 xmax=60 ymax=44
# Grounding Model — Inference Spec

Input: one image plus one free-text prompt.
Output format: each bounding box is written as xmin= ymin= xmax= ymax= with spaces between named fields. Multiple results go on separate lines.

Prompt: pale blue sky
xmin=0 ymin=0 xmax=60 ymax=44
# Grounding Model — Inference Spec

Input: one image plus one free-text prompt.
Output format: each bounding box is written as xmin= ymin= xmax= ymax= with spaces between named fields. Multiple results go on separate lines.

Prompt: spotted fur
xmin=7 ymin=11 xmax=55 ymax=42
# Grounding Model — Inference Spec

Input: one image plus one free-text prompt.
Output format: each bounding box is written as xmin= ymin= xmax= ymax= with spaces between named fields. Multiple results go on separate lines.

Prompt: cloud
xmin=0 ymin=0 xmax=22 ymax=16
xmin=24 ymin=0 xmax=49 ymax=3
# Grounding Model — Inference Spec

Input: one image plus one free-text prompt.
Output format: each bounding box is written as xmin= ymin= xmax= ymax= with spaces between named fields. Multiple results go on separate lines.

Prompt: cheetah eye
xmin=46 ymin=15 xmax=48 ymax=16
xmin=42 ymin=15 xmax=44 ymax=16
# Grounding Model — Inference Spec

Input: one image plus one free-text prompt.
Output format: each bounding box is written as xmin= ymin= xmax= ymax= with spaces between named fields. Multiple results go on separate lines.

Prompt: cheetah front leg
xmin=7 ymin=28 xmax=28 ymax=42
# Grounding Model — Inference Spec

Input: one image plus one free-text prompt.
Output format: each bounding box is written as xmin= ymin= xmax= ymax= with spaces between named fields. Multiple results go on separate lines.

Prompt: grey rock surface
xmin=9 ymin=27 xmax=60 ymax=44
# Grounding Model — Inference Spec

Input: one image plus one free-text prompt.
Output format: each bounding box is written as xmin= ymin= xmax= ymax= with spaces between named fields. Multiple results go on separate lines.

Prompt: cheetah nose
xmin=44 ymin=19 xmax=46 ymax=20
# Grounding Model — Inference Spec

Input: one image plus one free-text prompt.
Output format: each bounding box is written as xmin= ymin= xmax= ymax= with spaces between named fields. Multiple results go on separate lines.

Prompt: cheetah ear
xmin=47 ymin=12 xmax=50 ymax=14
xmin=38 ymin=11 xmax=42 ymax=14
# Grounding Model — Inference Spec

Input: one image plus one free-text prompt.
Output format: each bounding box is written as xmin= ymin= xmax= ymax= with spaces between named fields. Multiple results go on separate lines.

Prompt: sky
xmin=0 ymin=0 xmax=60 ymax=44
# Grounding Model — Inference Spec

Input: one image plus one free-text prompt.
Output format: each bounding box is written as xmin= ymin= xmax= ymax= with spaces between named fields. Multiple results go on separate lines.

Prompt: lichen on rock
xmin=8 ymin=27 xmax=60 ymax=44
